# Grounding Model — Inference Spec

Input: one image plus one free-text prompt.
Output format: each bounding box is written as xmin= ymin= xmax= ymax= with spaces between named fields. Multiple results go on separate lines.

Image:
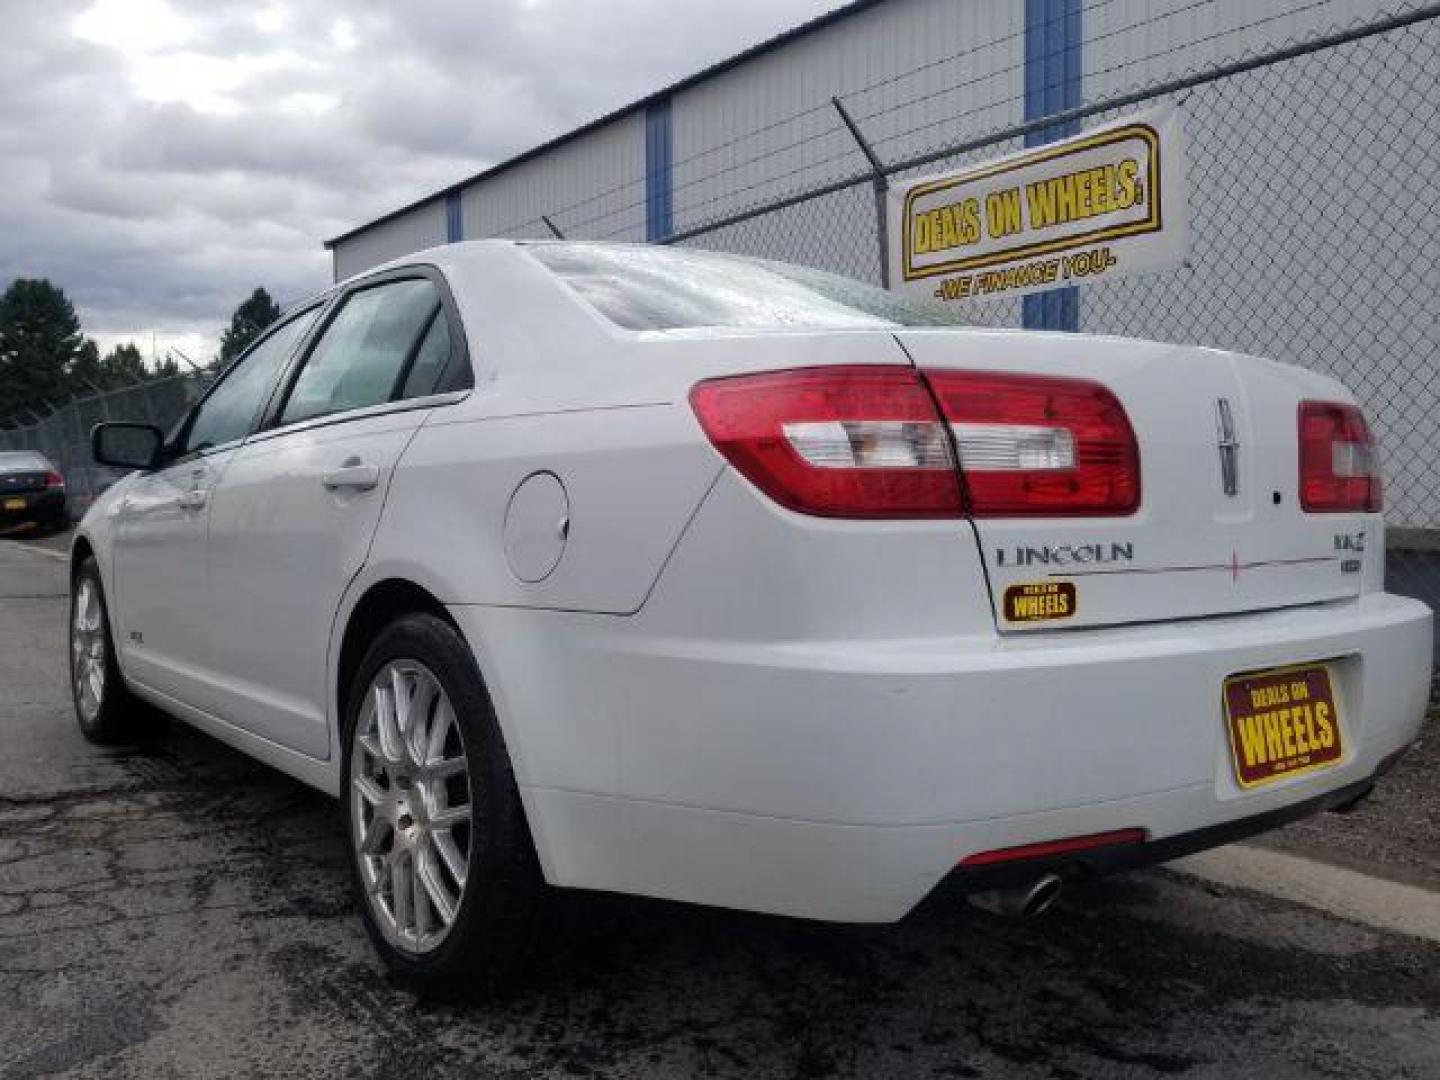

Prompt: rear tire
xmin=70 ymin=557 xmax=162 ymax=744
xmin=342 ymin=613 xmax=550 ymax=989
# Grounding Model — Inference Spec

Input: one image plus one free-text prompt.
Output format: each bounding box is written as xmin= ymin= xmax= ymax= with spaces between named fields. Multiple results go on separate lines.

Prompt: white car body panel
xmin=71 ymin=240 xmax=1431 ymax=927
xmin=109 ymin=449 xmax=238 ymax=702
xmin=200 ymin=405 xmax=431 ymax=758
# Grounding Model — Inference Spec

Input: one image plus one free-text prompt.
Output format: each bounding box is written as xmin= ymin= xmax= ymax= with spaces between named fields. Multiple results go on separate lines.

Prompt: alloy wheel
xmin=350 ymin=660 xmax=473 ymax=955
xmin=72 ymin=578 xmax=106 ymax=723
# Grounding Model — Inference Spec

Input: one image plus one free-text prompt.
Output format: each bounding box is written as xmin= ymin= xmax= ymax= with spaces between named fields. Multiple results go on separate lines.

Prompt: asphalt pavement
xmin=2 ymin=536 xmax=1438 ymax=1079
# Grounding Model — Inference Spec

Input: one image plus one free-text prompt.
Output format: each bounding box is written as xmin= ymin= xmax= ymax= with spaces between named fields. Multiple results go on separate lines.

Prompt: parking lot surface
xmin=2 ymin=536 xmax=1438 ymax=1079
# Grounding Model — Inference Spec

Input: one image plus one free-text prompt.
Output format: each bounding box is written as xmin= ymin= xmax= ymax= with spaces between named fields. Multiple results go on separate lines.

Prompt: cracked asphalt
xmin=1 ymin=536 xmax=1438 ymax=1079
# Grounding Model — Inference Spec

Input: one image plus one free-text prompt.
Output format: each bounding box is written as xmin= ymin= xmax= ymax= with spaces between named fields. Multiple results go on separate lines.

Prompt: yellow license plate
xmin=1224 ymin=663 xmax=1342 ymax=789
xmin=2 ymin=497 xmax=24 ymax=511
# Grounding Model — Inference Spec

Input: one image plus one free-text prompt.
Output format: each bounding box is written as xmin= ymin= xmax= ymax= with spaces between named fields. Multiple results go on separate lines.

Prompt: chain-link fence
xmin=657 ymin=5 xmax=1440 ymax=625
xmin=0 ymin=374 xmax=206 ymax=509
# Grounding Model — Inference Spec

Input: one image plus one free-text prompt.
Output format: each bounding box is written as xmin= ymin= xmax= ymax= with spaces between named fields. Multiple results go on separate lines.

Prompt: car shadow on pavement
xmin=5 ymin=718 xmax=1437 ymax=1079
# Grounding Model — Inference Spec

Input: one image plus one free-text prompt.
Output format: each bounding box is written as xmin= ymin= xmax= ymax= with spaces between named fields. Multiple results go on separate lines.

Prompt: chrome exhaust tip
xmin=966 ymin=873 xmax=1064 ymax=919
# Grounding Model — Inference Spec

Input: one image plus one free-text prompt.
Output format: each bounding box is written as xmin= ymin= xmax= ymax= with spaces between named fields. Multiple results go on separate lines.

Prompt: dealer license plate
xmin=2 ymin=497 xmax=24 ymax=511
xmin=1223 ymin=663 xmax=1342 ymax=789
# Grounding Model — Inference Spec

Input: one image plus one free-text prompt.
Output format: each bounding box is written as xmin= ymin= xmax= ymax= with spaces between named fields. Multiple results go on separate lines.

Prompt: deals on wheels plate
xmin=888 ymin=103 xmax=1188 ymax=306
xmin=1223 ymin=663 xmax=1343 ymax=789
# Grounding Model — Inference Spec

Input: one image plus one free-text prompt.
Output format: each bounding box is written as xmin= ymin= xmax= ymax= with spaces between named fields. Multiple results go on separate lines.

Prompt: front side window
xmin=279 ymin=278 xmax=441 ymax=426
xmin=183 ymin=308 xmax=319 ymax=455
xmin=526 ymin=242 xmax=965 ymax=332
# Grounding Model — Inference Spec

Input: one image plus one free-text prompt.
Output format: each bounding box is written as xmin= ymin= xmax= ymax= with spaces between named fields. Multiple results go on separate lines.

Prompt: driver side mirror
xmin=92 ymin=422 xmax=166 ymax=471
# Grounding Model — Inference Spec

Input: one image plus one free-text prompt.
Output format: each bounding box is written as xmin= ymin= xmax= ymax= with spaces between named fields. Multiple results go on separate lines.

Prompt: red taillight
xmin=925 ymin=370 xmax=1140 ymax=517
xmin=690 ymin=366 xmax=1141 ymax=519
xmin=689 ymin=366 xmax=964 ymax=519
xmin=959 ymin=828 xmax=1148 ymax=868
xmin=1298 ymin=401 xmax=1381 ymax=513
xmin=44 ymin=471 xmax=64 ymax=489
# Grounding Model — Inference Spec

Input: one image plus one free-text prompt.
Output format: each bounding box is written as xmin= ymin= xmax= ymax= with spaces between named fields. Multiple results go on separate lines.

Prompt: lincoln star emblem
xmin=1216 ymin=397 xmax=1239 ymax=497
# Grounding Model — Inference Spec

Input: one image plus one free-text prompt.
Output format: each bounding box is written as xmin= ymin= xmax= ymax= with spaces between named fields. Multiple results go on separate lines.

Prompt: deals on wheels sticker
xmin=888 ymin=103 xmax=1187 ymax=305
xmin=1223 ymin=664 xmax=1343 ymax=789
xmin=1003 ymin=581 xmax=1077 ymax=624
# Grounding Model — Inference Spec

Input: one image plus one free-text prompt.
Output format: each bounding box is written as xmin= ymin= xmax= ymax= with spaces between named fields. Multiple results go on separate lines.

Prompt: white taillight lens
xmin=949 ymin=423 xmax=1077 ymax=472
xmin=781 ymin=420 xmax=953 ymax=470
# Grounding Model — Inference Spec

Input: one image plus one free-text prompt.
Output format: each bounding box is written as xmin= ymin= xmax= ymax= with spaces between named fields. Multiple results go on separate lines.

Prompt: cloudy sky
xmin=0 ymin=0 xmax=839 ymax=364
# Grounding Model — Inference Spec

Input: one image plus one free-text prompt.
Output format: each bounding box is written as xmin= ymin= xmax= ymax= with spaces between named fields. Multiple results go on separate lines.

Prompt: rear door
xmin=110 ymin=309 xmax=319 ymax=702
xmin=203 ymin=269 xmax=471 ymax=758
xmin=897 ymin=329 xmax=1372 ymax=631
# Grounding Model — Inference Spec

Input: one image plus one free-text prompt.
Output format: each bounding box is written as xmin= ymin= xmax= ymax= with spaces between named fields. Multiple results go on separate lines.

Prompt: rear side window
xmin=0 ymin=452 xmax=49 ymax=472
xmin=183 ymin=308 xmax=319 ymax=454
xmin=280 ymin=279 xmax=440 ymax=426
xmin=400 ymin=311 xmax=453 ymax=399
xmin=526 ymin=243 xmax=964 ymax=332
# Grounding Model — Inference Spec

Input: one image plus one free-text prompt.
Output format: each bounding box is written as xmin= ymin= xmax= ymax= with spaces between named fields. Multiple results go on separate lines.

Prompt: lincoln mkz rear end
xmin=475 ymin=244 xmax=1431 ymax=925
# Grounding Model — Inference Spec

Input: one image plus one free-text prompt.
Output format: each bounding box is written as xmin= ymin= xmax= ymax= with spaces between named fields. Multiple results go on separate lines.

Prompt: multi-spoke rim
xmin=71 ymin=578 xmax=106 ymax=723
xmin=350 ymin=660 xmax=472 ymax=955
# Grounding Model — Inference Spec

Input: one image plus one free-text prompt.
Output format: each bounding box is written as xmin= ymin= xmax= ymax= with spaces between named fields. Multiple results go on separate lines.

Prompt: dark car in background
xmin=0 ymin=451 xmax=68 ymax=532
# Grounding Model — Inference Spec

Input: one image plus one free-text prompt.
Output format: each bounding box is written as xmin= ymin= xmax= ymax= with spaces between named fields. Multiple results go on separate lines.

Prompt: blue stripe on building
xmin=444 ymin=192 xmax=463 ymax=243
xmin=645 ymin=98 xmax=674 ymax=241
xmin=1022 ymin=0 xmax=1082 ymax=331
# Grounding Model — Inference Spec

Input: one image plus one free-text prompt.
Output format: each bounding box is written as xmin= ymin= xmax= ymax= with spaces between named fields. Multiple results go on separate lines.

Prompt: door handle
xmin=321 ymin=461 xmax=380 ymax=491
xmin=177 ymin=489 xmax=208 ymax=510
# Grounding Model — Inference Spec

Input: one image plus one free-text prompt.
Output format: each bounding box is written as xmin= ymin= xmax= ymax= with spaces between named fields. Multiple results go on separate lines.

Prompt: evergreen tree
xmin=219 ymin=287 xmax=282 ymax=365
xmin=0 ymin=278 xmax=86 ymax=416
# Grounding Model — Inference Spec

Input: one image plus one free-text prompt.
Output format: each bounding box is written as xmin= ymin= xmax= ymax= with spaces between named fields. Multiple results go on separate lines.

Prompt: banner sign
xmin=888 ymin=104 xmax=1187 ymax=305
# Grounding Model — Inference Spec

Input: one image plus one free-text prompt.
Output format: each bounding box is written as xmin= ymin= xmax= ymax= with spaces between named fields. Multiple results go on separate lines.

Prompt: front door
xmin=110 ymin=451 xmax=231 ymax=702
xmin=110 ymin=307 xmax=321 ymax=705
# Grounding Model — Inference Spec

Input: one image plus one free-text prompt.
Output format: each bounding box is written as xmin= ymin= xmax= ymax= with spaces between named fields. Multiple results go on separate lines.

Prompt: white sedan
xmin=72 ymin=241 xmax=1431 ymax=984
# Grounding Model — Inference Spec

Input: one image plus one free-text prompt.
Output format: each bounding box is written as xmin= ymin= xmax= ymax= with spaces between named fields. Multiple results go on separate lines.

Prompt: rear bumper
xmin=455 ymin=591 xmax=1432 ymax=923
xmin=942 ymin=757 xmax=1403 ymax=896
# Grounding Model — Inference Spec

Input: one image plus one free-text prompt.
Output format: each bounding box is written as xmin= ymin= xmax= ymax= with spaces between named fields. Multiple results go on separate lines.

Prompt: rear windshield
xmin=0 ymin=452 xmax=48 ymax=473
xmin=525 ymin=243 xmax=964 ymax=332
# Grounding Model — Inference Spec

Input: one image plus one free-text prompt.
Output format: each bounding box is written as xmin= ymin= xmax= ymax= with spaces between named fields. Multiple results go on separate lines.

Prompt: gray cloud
xmin=0 ymin=0 xmax=839 ymax=358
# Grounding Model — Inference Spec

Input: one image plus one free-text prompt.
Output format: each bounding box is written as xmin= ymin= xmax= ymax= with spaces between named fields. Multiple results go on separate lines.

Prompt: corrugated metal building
xmin=325 ymin=0 xmax=1394 ymax=279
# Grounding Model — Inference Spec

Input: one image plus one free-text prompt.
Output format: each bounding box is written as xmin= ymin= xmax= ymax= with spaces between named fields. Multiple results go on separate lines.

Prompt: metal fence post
xmin=831 ymin=96 xmax=891 ymax=288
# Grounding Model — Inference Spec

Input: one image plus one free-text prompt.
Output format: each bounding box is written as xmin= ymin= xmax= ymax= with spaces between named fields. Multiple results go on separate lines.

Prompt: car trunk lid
xmin=896 ymin=328 xmax=1371 ymax=632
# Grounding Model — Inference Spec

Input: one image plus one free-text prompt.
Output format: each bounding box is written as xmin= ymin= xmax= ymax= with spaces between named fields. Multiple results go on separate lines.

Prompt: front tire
xmin=342 ymin=613 xmax=548 ymax=988
xmin=70 ymin=557 xmax=158 ymax=743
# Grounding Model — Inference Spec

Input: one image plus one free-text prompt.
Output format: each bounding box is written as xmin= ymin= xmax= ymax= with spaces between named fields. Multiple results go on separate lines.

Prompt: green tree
xmin=68 ymin=340 xmax=187 ymax=398
xmin=0 ymin=278 xmax=87 ymax=417
xmin=219 ymin=287 xmax=281 ymax=365
xmin=101 ymin=342 xmax=149 ymax=385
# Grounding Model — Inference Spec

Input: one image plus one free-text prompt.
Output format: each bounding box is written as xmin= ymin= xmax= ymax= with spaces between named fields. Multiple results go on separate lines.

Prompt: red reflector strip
xmin=960 ymin=828 xmax=1148 ymax=867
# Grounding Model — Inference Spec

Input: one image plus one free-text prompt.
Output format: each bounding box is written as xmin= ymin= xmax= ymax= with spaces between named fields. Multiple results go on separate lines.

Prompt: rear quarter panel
xmin=369 ymin=245 xmax=920 ymax=613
